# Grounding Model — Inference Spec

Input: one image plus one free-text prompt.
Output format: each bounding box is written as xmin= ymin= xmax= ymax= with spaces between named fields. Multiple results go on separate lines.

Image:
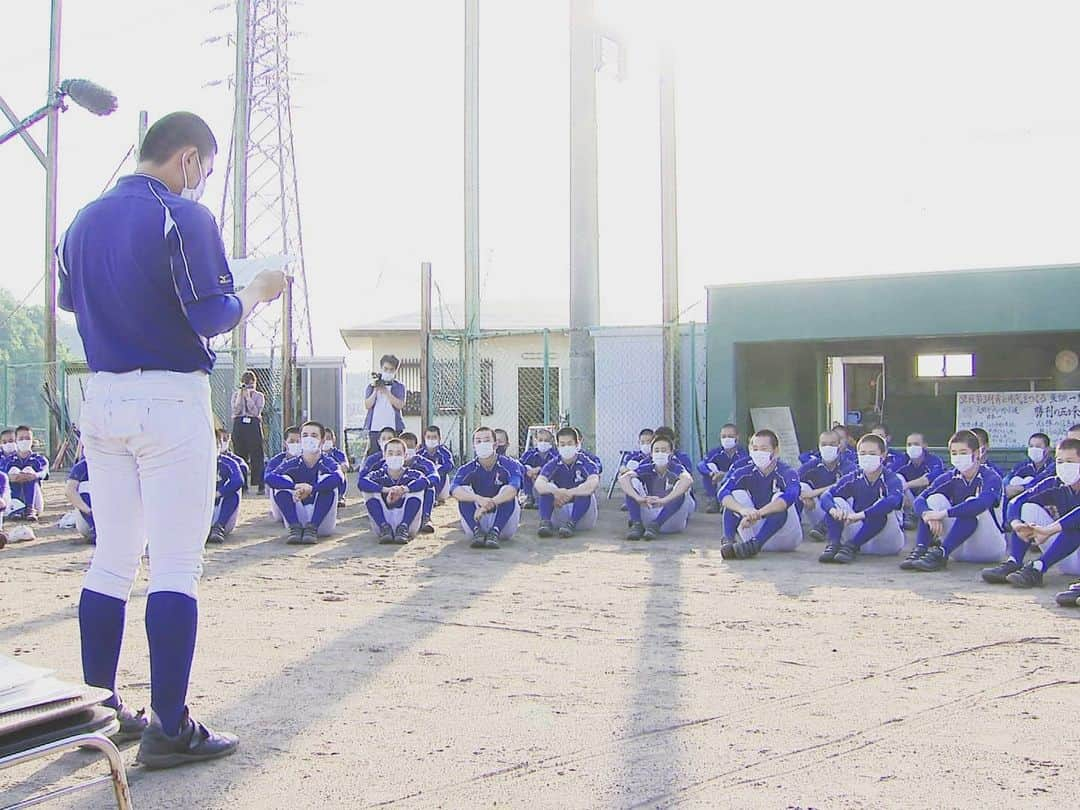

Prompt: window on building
xmin=916 ymin=353 xmax=974 ymax=378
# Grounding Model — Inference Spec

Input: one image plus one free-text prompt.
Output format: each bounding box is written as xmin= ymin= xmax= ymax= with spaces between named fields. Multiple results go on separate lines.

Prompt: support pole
xmin=659 ymin=49 xmax=679 ymax=431
xmin=282 ymin=279 xmax=294 ymax=429
xmin=136 ymin=109 xmax=148 ymax=164
xmin=44 ymin=0 xmax=63 ymax=458
xmin=543 ymin=328 xmax=551 ymax=425
xmin=420 ymin=262 xmax=433 ymax=431
xmin=463 ymin=0 xmax=481 ymax=439
xmin=230 ymin=0 xmax=251 ymax=388
xmin=569 ymin=0 xmax=599 ymax=443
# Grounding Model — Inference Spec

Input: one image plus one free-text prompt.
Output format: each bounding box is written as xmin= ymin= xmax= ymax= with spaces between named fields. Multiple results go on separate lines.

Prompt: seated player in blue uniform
xmin=818 ymin=433 xmax=905 ymax=563
xmin=265 ymin=425 xmax=302 ymax=522
xmin=798 ymin=430 xmax=853 ymax=541
xmin=981 ymin=437 xmax=1080 ymax=588
xmin=970 ymin=427 xmax=1007 ymax=480
xmin=800 ymin=425 xmax=857 ymax=467
xmin=400 ymin=431 xmax=439 ymax=534
xmin=902 ymin=430 xmax=1005 ymax=571
xmin=65 ymin=454 xmax=95 ymax=543
xmin=208 ymin=443 xmax=244 ymax=544
xmin=0 ymin=462 xmax=10 ymax=547
xmin=620 ymin=428 xmax=656 ymax=474
xmin=421 ymin=425 xmax=455 ymax=504
xmin=520 ymin=428 xmax=557 ymax=509
xmin=6 ymin=426 xmax=49 ymax=521
xmin=0 ymin=429 xmax=16 ymax=471
xmin=360 ymin=426 xmax=399 ymax=478
xmin=867 ymin=424 xmax=907 ymax=473
xmin=264 ymin=421 xmax=345 ymax=545
xmin=358 ymin=437 xmax=428 ymax=545
xmin=535 ymin=427 xmax=601 ymax=539
xmin=698 ymin=423 xmax=748 ymax=513
xmin=494 ymin=428 xmax=512 ymax=458
xmin=216 ymin=428 xmax=249 ymax=489
xmin=1001 ymin=432 xmax=1055 ymax=525
xmin=451 ymin=426 xmax=523 ymax=549
xmin=893 ymin=432 xmax=944 ymax=529
xmin=573 ymin=428 xmax=604 ymax=477
xmin=718 ymin=429 xmax=803 ymax=558
xmin=618 ymin=434 xmax=694 ymax=540
xmin=320 ymin=427 xmax=350 ymax=508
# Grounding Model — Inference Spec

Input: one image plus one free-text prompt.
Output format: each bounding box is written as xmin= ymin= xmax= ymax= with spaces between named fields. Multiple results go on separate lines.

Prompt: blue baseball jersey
xmin=0 ymin=453 xmax=14 ymax=474
xmin=325 ymin=448 xmax=347 ymax=466
xmin=1007 ymin=475 xmax=1080 ymax=529
xmin=357 ymin=466 xmax=429 ymax=494
xmin=451 ymin=457 xmax=524 ymax=497
xmin=419 ymin=444 xmax=454 ymax=477
xmin=8 ymin=454 xmax=49 ymax=480
xmin=883 ymin=449 xmax=907 ymax=473
xmin=1005 ymin=458 xmax=1056 ymax=486
xmin=798 ymin=457 xmax=855 ymax=491
xmin=265 ymin=455 xmax=345 ymax=492
xmin=717 ymin=461 xmax=801 ymax=508
xmin=800 ymin=447 xmax=858 ymax=467
xmin=629 ymin=459 xmax=690 ymax=497
xmin=893 ymin=452 xmax=945 ymax=484
xmin=0 ymin=470 xmax=8 ymax=502
xmin=405 ymin=454 xmax=440 ymax=488
xmin=581 ymin=449 xmax=604 ymax=475
xmin=57 ymin=174 xmax=241 ymax=374
xmin=264 ymin=451 xmax=293 ymax=479
xmin=982 ymin=456 xmax=1008 ymax=480
xmin=360 ymin=451 xmax=386 ymax=477
xmin=216 ymin=454 xmax=244 ymax=498
xmin=222 ymin=449 xmax=249 ymax=477
xmin=521 ymin=446 xmax=557 ymax=471
xmin=914 ymin=466 xmax=1003 ymax=519
xmin=698 ymin=445 xmax=748 ymax=477
xmin=68 ymin=459 xmax=90 ymax=484
xmin=821 ymin=469 xmax=904 ymax=517
xmin=538 ymin=455 xmax=600 ymax=489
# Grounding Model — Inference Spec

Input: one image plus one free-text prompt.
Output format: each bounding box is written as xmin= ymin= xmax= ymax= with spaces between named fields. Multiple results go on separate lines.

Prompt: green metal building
xmin=705 ymin=264 xmax=1080 ymax=452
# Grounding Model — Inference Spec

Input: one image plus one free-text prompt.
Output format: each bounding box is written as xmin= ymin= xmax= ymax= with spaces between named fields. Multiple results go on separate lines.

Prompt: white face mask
xmin=2 ymin=442 xmax=16 ymax=454
xmin=858 ymin=453 xmax=882 ymax=474
xmin=558 ymin=445 xmax=579 ymax=461
xmin=180 ymin=150 xmax=207 ymax=202
xmin=386 ymin=455 xmax=405 ymax=472
xmin=750 ymin=450 xmax=773 ymax=470
xmin=405 ymin=448 xmax=417 ymax=460
xmin=640 ymin=443 xmax=653 ymax=456
xmin=300 ymin=436 xmax=321 ymax=454
xmin=951 ymin=453 xmax=975 ymax=473
xmin=1027 ymin=446 xmax=1046 ymax=464
xmin=721 ymin=437 xmax=737 ymax=450
xmin=819 ymin=445 xmax=839 ymax=463
xmin=907 ymin=444 xmax=924 ymax=459
xmin=16 ymin=440 xmax=32 ymax=454
xmin=286 ymin=441 xmax=302 ymax=457
xmin=535 ymin=441 xmax=553 ymax=454
xmin=1057 ymin=461 xmax=1080 ymax=486
xmin=475 ymin=441 xmax=495 ymax=459
xmin=322 ymin=440 xmax=334 ymax=453
xmin=424 ymin=438 xmax=440 ymax=450
xmin=219 ymin=442 xmax=230 ymax=453
xmin=652 ymin=451 xmax=670 ymax=467
xmin=381 ymin=371 xmax=395 ymax=382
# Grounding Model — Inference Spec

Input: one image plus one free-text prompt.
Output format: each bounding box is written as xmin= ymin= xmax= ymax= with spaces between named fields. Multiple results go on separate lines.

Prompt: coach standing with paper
xmin=57 ymin=112 xmax=286 ymax=769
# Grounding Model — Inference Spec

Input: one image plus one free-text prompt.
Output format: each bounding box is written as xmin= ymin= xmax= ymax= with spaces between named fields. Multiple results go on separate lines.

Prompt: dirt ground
xmin=1 ymin=479 xmax=1078 ymax=809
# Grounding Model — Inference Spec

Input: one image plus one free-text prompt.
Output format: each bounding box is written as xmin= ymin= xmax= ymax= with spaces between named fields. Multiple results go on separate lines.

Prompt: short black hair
xmin=638 ymin=428 xmax=655 ymax=440
xmin=870 ymin=422 xmax=889 ymax=435
xmin=1070 ymin=424 xmax=1080 ymax=433
xmin=284 ymin=425 xmax=300 ymax=440
xmin=425 ymin=425 xmax=441 ymax=436
xmin=556 ymin=427 xmax=579 ymax=443
xmin=1057 ymin=438 xmax=1080 ymax=455
xmin=379 ymin=354 xmax=400 ymax=370
xmin=494 ymin=428 xmax=509 ymax=439
xmin=139 ymin=112 xmax=217 ymax=164
xmin=399 ymin=432 xmax=419 ymax=446
xmin=301 ymin=420 xmax=326 ymax=439
xmin=1030 ymin=432 xmax=1051 ymax=447
xmin=858 ymin=434 xmax=887 ymax=454
xmin=721 ymin=423 xmax=738 ymax=432
xmin=15 ymin=425 xmax=32 ymax=437
xmin=970 ymin=427 xmax=990 ymax=446
xmin=651 ymin=435 xmax=674 ymax=452
xmin=752 ymin=429 xmax=779 ymax=450
xmin=0 ymin=429 xmax=13 ymax=438
xmin=473 ymin=426 xmax=495 ymax=441
xmin=949 ymin=430 xmax=980 ymax=453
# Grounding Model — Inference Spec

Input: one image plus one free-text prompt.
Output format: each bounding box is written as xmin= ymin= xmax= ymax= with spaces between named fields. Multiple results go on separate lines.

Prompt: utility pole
xmin=230 ymin=0 xmax=251 ymax=390
xmin=659 ymin=50 xmax=679 ymax=428
xmin=136 ymin=109 xmax=148 ymax=162
xmin=569 ymin=0 xmax=600 ymax=444
xmin=463 ymin=0 xmax=481 ymax=438
xmin=44 ymin=0 xmax=63 ymax=458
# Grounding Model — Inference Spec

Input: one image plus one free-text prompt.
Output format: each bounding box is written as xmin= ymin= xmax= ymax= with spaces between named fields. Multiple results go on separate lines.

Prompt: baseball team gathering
xmin=2 ymin=105 xmax=1078 ymax=806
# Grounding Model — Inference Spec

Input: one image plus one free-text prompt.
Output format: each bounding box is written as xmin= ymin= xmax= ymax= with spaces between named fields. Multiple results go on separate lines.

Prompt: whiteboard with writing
xmin=955 ymin=391 xmax=1080 ymax=447
xmin=750 ymin=406 xmax=801 ymax=468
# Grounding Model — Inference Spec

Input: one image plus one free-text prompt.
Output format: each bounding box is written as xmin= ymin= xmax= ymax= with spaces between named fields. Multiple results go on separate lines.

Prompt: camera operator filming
xmin=364 ymin=354 xmax=407 ymax=457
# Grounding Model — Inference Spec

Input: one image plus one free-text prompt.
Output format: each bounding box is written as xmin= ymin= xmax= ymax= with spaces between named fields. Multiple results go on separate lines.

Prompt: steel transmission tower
xmin=208 ymin=0 xmax=313 ymax=425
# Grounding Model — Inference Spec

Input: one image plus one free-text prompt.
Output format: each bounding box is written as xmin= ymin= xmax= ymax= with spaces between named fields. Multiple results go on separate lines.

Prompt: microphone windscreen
xmin=59 ymin=79 xmax=118 ymax=116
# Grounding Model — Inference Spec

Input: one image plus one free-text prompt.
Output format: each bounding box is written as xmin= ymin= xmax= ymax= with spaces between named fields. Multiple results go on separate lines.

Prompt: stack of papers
xmin=0 ymin=656 xmax=83 ymax=716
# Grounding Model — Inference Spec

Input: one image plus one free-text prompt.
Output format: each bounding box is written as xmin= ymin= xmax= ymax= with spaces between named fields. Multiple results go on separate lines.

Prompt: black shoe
xmin=419 ymin=520 xmax=436 ymax=534
xmin=733 ymin=538 xmax=762 ymax=559
xmin=257 ymin=486 xmax=265 ymax=496
xmin=1054 ymin=582 xmax=1080 ymax=607
xmin=720 ymin=541 xmax=736 ymax=560
xmin=338 ymin=497 xmax=347 ymax=509
xmin=286 ymin=524 xmax=304 ymax=545
xmin=558 ymin=522 xmax=576 ymax=539
xmin=705 ymin=500 xmax=721 ymax=514
xmin=808 ymin=527 xmax=827 ymax=543
xmin=207 ymin=525 xmax=226 ymax=545
xmin=899 ymin=546 xmax=929 ymax=570
xmin=377 ymin=524 xmax=395 ymax=545
xmin=523 ymin=497 xmax=537 ymax=510
xmin=981 ymin=559 xmax=1023 ymax=584
xmin=470 ymin=526 xmax=486 ymax=548
xmin=910 ymin=546 xmax=946 ymax=572
xmin=626 ymin=522 xmax=645 ymax=541
xmin=833 ymin=543 xmax=857 ymax=564
xmin=818 ymin=543 xmax=840 ymax=563
xmin=484 ymin=529 xmax=502 ymax=549
xmin=537 ymin=521 xmax=555 ymax=538
xmin=137 ymin=709 xmax=239 ymax=770
xmin=393 ymin=524 xmax=411 ymax=545
xmin=1005 ymin=563 xmax=1043 ymax=589
xmin=619 ymin=503 xmax=628 ymax=512
xmin=642 ymin=523 xmax=660 ymax=541
xmin=299 ymin=525 xmax=317 ymax=545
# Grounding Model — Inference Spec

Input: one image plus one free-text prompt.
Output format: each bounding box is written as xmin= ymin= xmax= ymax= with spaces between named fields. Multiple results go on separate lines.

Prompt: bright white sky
xmin=3 ymin=1 xmax=1080 ymax=355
